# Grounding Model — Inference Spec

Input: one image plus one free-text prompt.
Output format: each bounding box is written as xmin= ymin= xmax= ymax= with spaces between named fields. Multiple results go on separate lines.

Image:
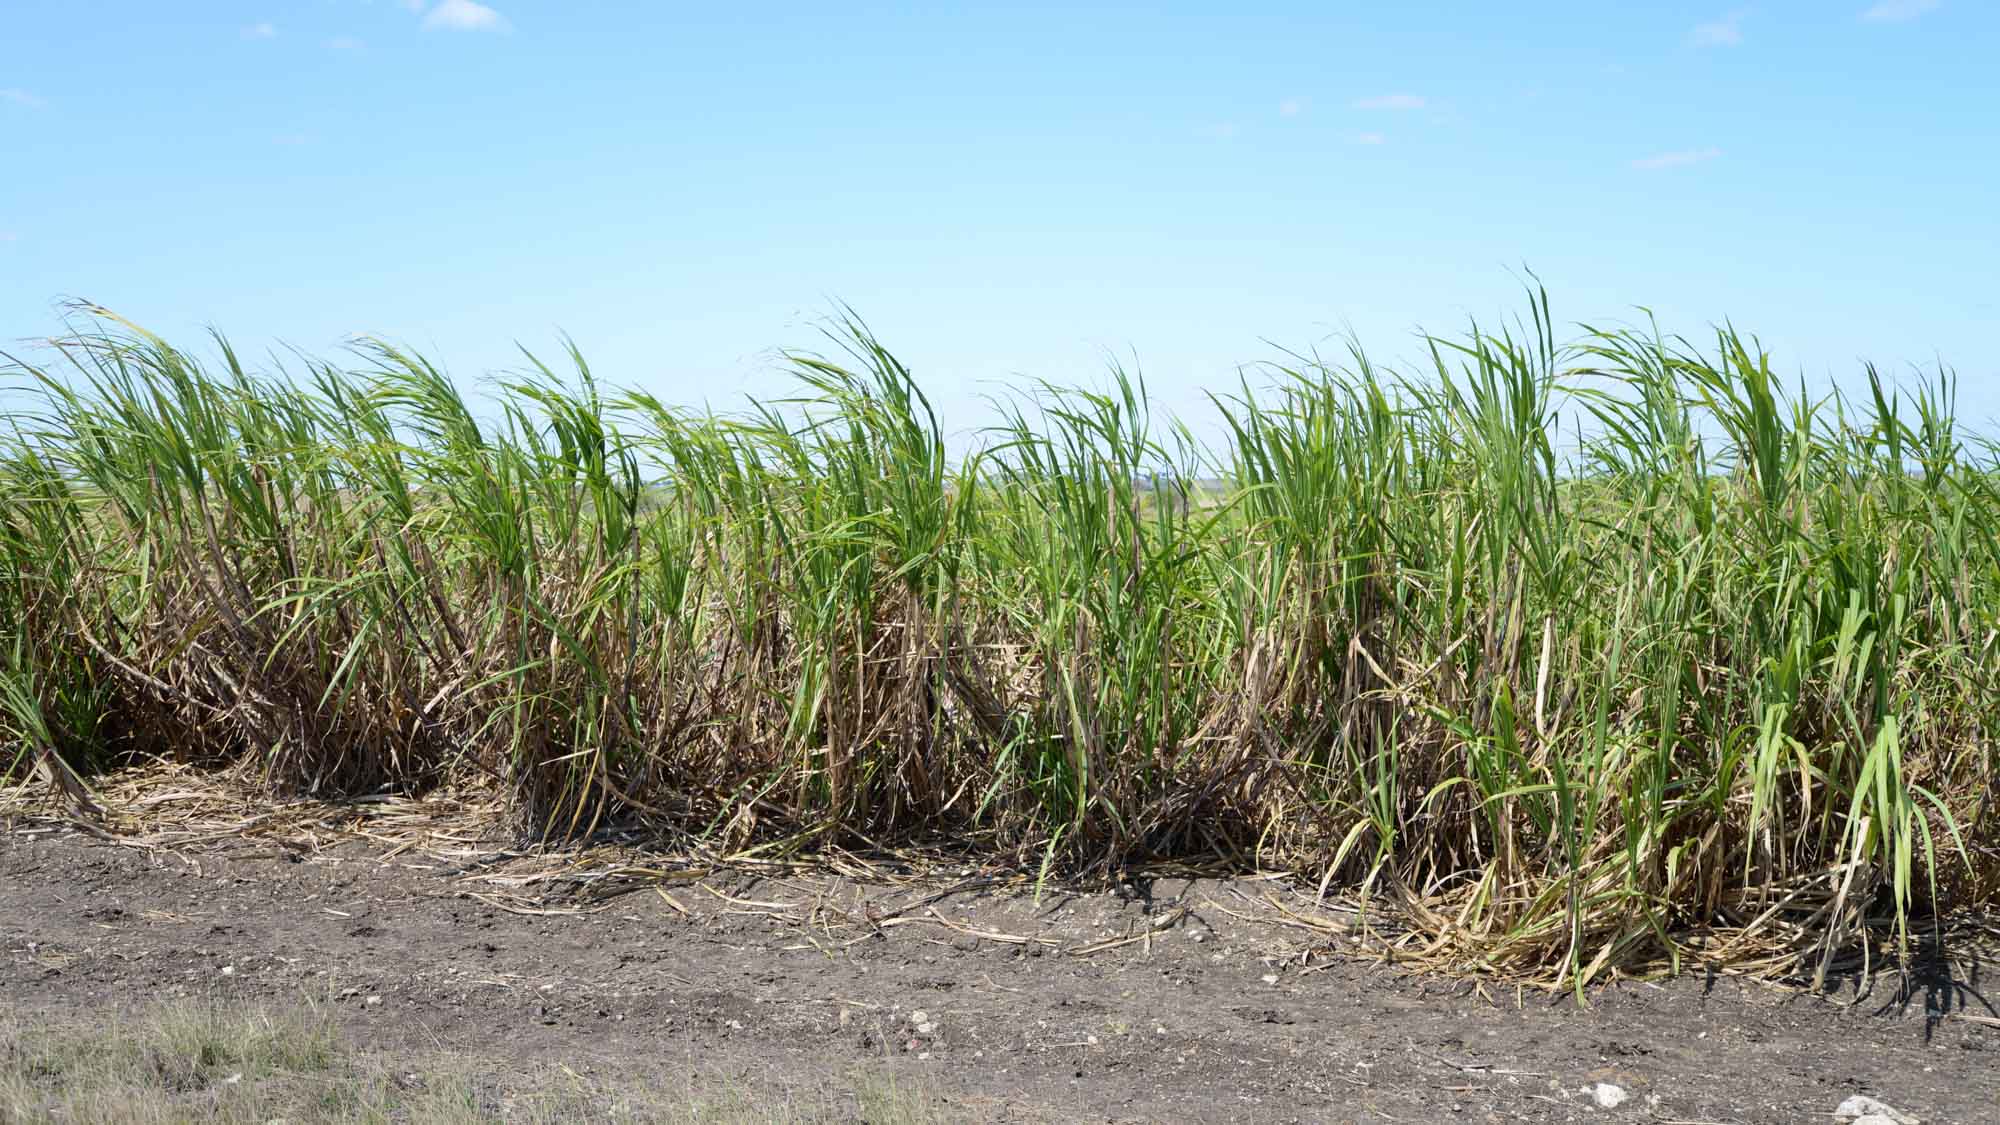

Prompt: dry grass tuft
xmin=0 ymin=999 xmax=951 ymax=1124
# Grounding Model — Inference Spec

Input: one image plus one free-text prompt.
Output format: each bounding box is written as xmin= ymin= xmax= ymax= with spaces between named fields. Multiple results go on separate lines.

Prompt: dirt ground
xmin=3 ymin=824 xmax=1997 ymax=1124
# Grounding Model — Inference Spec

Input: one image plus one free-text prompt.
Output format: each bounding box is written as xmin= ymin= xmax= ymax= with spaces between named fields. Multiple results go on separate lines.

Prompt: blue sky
xmin=2 ymin=1 xmax=1995 ymax=437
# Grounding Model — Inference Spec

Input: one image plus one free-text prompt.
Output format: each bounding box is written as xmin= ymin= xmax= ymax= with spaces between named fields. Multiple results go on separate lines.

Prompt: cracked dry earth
xmin=3 ymin=827 xmax=1997 ymax=1123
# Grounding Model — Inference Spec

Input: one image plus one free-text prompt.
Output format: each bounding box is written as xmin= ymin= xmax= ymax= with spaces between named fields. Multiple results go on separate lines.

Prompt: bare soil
xmin=3 ymin=827 xmax=1997 ymax=1124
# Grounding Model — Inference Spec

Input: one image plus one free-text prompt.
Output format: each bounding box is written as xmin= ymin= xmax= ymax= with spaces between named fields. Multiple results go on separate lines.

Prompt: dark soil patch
xmin=3 ymin=829 xmax=1996 ymax=1123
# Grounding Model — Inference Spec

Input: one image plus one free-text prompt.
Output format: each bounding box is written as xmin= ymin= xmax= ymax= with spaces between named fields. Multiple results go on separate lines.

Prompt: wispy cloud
xmin=273 ymin=134 xmax=312 ymax=147
xmin=1691 ymin=11 xmax=1747 ymax=47
xmin=1352 ymin=93 xmax=1425 ymax=110
xmin=1 ymin=88 xmax=45 ymax=108
xmin=1631 ymin=147 xmax=1723 ymax=170
xmin=325 ymin=35 xmax=366 ymax=50
xmin=1860 ymin=0 xmax=1940 ymax=23
xmin=1196 ymin=122 xmax=1240 ymax=140
xmin=0 ymin=232 xmax=17 ymax=243
xmin=241 ymin=22 xmax=277 ymax=40
xmin=1278 ymin=97 xmax=1306 ymax=118
xmin=422 ymin=0 xmax=511 ymax=32
xmin=1351 ymin=132 xmax=1386 ymax=145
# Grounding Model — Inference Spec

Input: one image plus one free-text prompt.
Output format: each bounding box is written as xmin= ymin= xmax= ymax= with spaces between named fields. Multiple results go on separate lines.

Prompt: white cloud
xmin=1353 ymin=94 xmax=1425 ymax=110
xmin=325 ymin=35 xmax=366 ymax=50
xmin=423 ymin=0 xmax=510 ymax=32
xmin=1691 ymin=11 xmax=1747 ymax=47
xmin=1351 ymin=132 xmax=1386 ymax=145
xmin=1197 ymin=122 xmax=1240 ymax=140
xmin=0 ymin=232 xmax=17 ymax=243
xmin=241 ymin=22 xmax=277 ymax=40
xmin=1279 ymin=97 xmax=1306 ymax=117
xmin=1860 ymin=0 xmax=1940 ymax=22
xmin=1631 ymin=147 xmax=1723 ymax=170
xmin=1 ymin=88 xmax=45 ymax=108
